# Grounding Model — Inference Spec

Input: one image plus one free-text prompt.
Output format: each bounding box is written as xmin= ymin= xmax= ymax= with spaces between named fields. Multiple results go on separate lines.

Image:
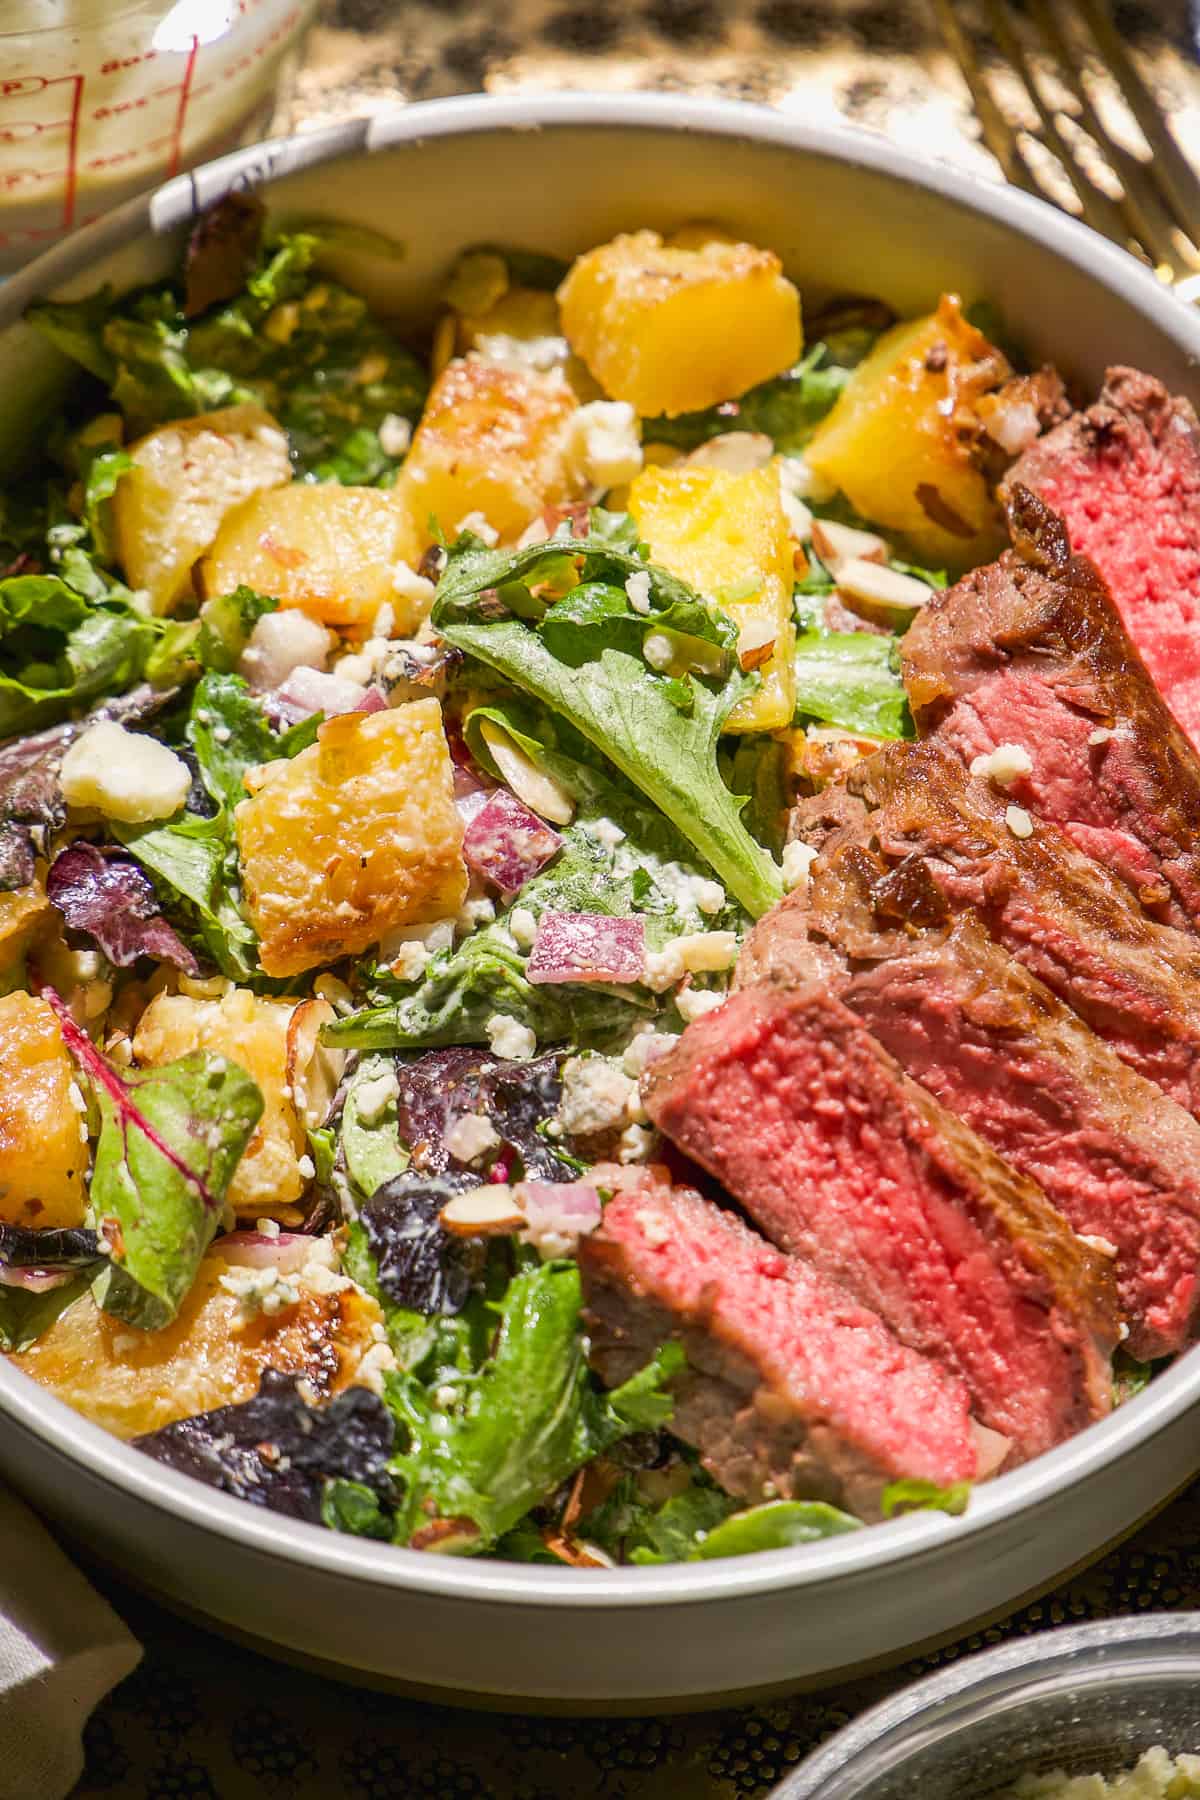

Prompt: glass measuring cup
xmin=0 ymin=0 xmax=319 ymax=273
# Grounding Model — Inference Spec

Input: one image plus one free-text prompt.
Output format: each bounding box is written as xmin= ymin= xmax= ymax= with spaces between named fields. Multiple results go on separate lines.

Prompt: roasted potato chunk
xmin=132 ymin=988 xmax=307 ymax=1219
xmin=11 ymin=1254 xmax=385 ymax=1438
xmin=113 ymin=403 xmax=292 ymax=613
xmin=558 ymin=229 xmax=801 ymax=419
xmin=0 ymin=877 xmax=50 ymax=973
xmin=235 ymin=699 xmax=467 ymax=978
xmin=629 ymin=463 xmax=797 ymax=732
xmin=804 ymin=295 xmax=1011 ymax=574
xmin=0 ymin=991 xmax=87 ymax=1229
xmin=199 ymin=482 xmax=426 ymax=633
xmin=393 ymin=356 xmax=578 ymax=546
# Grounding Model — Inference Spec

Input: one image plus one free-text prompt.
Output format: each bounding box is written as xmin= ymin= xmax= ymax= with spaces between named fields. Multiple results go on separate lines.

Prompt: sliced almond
xmin=737 ymin=621 xmax=777 ymax=671
xmin=286 ymin=997 xmax=346 ymax=1133
xmin=835 ymin=558 xmax=932 ymax=626
xmin=686 ymin=431 xmax=774 ymax=473
xmin=410 ymin=1516 xmax=482 ymax=1554
xmin=479 ymin=718 xmax=575 ymax=825
xmin=810 ymin=518 xmax=888 ymax=572
xmin=440 ymin=1184 xmax=527 ymax=1235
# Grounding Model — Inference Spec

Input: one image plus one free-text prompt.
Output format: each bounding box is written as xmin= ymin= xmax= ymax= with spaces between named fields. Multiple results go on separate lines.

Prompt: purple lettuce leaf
xmin=47 ymin=840 xmax=199 ymax=973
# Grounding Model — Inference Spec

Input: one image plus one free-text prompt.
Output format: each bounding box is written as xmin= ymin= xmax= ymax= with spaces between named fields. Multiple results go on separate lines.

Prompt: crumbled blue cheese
xmin=644 ymin=931 xmax=738 ymax=991
xmin=60 ymin=721 xmax=191 ymax=825
xmin=354 ymin=1067 xmax=400 ymax=1127
xmin=219 ymin=1264 xmax=301 ymax=1325
xmin=454 ymin=510 xmax=500 ymax=546
xmin=377 ymin=412 xmax=413 ymax=458
xmin=970 ymin=743 xmax=1034 ymax=788
xmin=643 ymin=631 xmax=676 ymax=673
xmin=355 ymin=1340 xmax=399 ymax=1395
xmin=616 ymin=1123 xmax=656 ymax=1164
xmin=625 ymin=570 xmax=652 ymax=615
xmin=675 ymin=987 xmax=726 ymax=1023
xmin=1005 ymin=804 xmax=1035 ymax=840
xmin=239 ymin=609 xmax=332 ymax=691
xmin=622 ymin=1027 xmax=677 ymax=1078
xmin=585 ymin=817 xmax=626 ymax=850
xmin=485 ymin=1014 xmax=537 ymax=1061
xmin=558 ymin=1056 xmax=635 ymax=1135
xmin=474 ymin=332 xmax=570 ymax=373
xmin=781 ymin=840 xmax=818 ymax=890
xmin=508 ymin=906 xmax=538 ymax=949
xmin=445 ymin=1112 xmax=502 ymax=1165
xmin=566 ymin=400 xmax=644 ymax=492
xmin=391 ymin=559 xmax=437 ymax=609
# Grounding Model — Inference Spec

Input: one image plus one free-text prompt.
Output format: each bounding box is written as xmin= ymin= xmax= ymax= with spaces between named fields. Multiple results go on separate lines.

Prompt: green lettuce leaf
xmin=187 ymin=671 xmax=318 ymax=814
xmin=196 ymin=585 xmax=277 ymax=673
xmin=642 ymin=342 xmax=859 ymax=453
xmin=792 ymin=628 xmax=913 ymax=739
xmin=0 ymin=573 xmax=157 ymax=738
xmin=340 ymin=1055 xmax=408 ymax=1200
xmin=433 ymin=524 xmax=783 ymax=918
xmin=385 ymin=1260 xmax=683 ymax=1553
xmin=321 ymin=1478 xmax=393 ymax=1541
xmin=879 ymin=1478 xmax=971 ymax=1518
xmin=0 ymin=1272 xmax=91 ymax=1354
xmin=688 ymin=1500 xmax=862 ymax=1559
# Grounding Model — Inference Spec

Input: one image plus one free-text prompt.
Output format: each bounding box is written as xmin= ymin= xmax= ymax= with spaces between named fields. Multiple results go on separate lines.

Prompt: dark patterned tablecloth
xmin=74 ymin=1 xmax=1200 ymax=1793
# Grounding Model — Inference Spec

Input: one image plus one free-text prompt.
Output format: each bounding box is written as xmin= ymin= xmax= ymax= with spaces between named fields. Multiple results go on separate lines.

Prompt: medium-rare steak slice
xmin=741 ymin=855 xmax=1200 ymax=1358
xmin=902 ymin=485 xmax=1200 ymax=931
xmin=1004 ymin=366 xmax=1200 ymax=748
xmin=642 ymin=983 xmax=1118 ymax=1462
xmin=794 ymin=739 xmax=1200 ymax=1121
xmin=580 ymin=1177 xmax=984 ymax=1521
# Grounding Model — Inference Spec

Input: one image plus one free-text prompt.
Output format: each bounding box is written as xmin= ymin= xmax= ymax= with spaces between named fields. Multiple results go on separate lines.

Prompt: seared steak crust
xmin=742 ymin=859 xmax=1200 ymax=1358
xmin=1004 ymin=367 xmax=1200 ymax=747
xmin=902 ymin=485 xmax=1200 ymax=930
xmin=792 ymin=739 xmax=1200 ymax=1120
xmin=580 ymin=1179 xmax=981 ymax=1521
xmin=643 ymin=982 xmax=1117 ymax=1461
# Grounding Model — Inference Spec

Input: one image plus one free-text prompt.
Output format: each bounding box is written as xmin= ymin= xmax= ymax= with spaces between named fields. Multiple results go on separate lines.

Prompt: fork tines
xmin=933 ymin=0 xmax=1200 ymax=287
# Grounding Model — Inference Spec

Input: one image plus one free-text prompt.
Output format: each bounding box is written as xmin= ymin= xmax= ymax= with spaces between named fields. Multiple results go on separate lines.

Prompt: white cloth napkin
xmin=0 ymin=1486 xmax=140 ymax=1800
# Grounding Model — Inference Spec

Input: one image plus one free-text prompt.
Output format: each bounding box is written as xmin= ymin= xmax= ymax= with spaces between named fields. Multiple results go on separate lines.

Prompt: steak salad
xmin=0 ymin=200 xmax=1192 ymax=1565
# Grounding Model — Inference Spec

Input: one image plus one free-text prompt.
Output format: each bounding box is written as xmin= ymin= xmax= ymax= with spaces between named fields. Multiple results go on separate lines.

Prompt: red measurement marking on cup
xmin=166 ymin=35 xmax=199 ymax=179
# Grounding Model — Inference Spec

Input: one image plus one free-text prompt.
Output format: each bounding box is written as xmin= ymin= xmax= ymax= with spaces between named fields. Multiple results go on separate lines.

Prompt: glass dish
xmin=778 ymin=1615 xmax=1200 ymax=1797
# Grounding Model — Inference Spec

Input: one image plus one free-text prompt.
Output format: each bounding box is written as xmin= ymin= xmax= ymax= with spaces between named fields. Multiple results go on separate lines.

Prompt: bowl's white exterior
xmin=2 ymin=95 xmax=1200 ymax=1708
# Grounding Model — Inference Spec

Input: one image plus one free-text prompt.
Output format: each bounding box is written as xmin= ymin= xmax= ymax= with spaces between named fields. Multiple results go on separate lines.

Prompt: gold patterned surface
xmin=74 ymin=2 xmax=1200 ymax=1793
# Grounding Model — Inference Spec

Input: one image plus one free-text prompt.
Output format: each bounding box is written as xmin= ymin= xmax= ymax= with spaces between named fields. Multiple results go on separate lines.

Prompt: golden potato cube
xmin=393 ymin=356 xmax=578 ymax=546
xmin=629 ymin=464 xmax=797 ymax=732
xmin=10 ymin=1254 xmax=385 ymax=1438
xmin=0 ymin=991 xmax=86 ymax=1229
xmin=113 ymin=403 xmax=292 ymax=613
xmin=132 ymin=988 xmax=306 ymax=1219
xmin=199 ymin=482 xmax=426 ymax=633
xmin=0 ymin=878 xmax=50 ymax=973
xmin=804 ymin=295 xmax=1011 ymax=575
xmin=558 ymin=230 xmax=801 ymax=419
xmin=235 ymin=698 xmax=467 ymax=978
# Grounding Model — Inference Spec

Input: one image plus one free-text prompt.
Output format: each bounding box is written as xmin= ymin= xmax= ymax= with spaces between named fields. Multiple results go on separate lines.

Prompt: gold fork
xmin=932 ymin=0 xmax=1200 ymax=291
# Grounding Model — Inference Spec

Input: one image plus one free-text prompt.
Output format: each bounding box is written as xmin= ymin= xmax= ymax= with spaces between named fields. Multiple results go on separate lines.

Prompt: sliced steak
xmin=902 ymin=484 xmax=1200 ymax=931
xmin=642 ymin=983 xmax=1118 ymax=1461
xmin=1004 ymin=366 xmax=1200 ymax=747
xmin=580 ymin=1177 xmax=983 ymax=1520
xmin=742 ymin=859 xmax=1200 ymax=1357
xmin=795 ymin=739 xmax=1200 ymax=1121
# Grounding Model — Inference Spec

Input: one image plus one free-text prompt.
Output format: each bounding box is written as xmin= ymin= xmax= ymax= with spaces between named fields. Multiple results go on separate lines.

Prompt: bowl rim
xmin=775 ymin=1612 xmax=1200 ymax=1795
xmin=3 ymin=88 xmax=1200 ymax=1611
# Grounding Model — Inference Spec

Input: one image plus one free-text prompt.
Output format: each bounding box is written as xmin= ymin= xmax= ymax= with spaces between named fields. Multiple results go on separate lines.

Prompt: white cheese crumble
xmin=297 ymin=1154 xmax=316 ymax=1181
xmin=391 ymin=559 xmax=437 ymax=609
xmin=381 ymin=918 xmax=455 ymax=964
xmin=445 ymin=1113 xmax=502 ymax=1165
xmin=509 ymin=906 xmax=538 ymax=949
xmin=643 ymin=631 xmax=676 ymax=672
xmin=1005 ymin=804 xmax=1035 ymax=840
xmin=586 ymin=817 xmax=626 ymax=850
xmin=625 ymin=570 xmax=652 ymax=615
xmin=377 ymin=412 xmax=413 ymax=457
xmin=219 ymin=1264 xmax=301 ymax=1326
xmin=566 ymin=400 xmax=644 ymax=493
xmin=970 ymin=743 xmax=1034 ymax=789
xmin=353 ymin=1068 xmax=400 ymax=1127
xmin=60 ymin=721 xmax=190 ymax=825
xmin=675 ymin=987 xmax=726 ymax=1023
xmin=392 ymin=941 xmax=431 ymax=982
xmin=485 ymin=1014 xmax=537 ymax=1061
xmin=474 ymin=332 xmax=570 ymax=373
xmin=238 ymin=609 xmax=332 ymax=692
xmin=622 ymin=1028 xmax=677 ymax=1078
xmin=454 ymin=511 xmax=499 ymax=546
xmin=457 ymin=893 xmax=496 ymax=932
xmin=558 ymin=1057 xmax=635 ymax=1136
xmin=255 ymin=1218 xmax=281 ymax=1239
xmin=781 ymin=840 xmax=818 ymax=891
xmin=355 ymin=1340 xmax=399 ymax=1395
xmin=643 ymin=931 xmax=738 ymax=991
xmin=616 ymin=1123 xmax=656 ymax=1164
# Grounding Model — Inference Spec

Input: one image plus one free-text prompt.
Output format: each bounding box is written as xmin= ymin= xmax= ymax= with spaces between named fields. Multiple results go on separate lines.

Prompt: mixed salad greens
xmin=0 ymin=203 xmax=1017 ymax=1566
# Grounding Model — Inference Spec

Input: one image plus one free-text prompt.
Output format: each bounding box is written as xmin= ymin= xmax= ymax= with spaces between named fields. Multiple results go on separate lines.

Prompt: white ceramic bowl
xmin=2 ymin=95 xmax=1200 ymax=1710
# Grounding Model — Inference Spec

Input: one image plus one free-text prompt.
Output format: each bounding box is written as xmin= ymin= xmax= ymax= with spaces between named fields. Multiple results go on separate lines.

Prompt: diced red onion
xmin=357 ymin=684 xmax=389 ymax=714
xmin=0 ymin=1265 xmax=74 ymax=1293
xmin=464 ymin=789 xmax=563 ymax=897
xmin=213 ymin=1231 xmax=314 ymax=1273
xmin=267 ymin=667 xmax=369 ymax=727
xmin=526 ymin=911 xmax=645 ymax=985
xmin=516 ymin=1181 xmax=602 ymax=1237
xmin=971 ymin=1420 xmax=1011 ymax=1480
